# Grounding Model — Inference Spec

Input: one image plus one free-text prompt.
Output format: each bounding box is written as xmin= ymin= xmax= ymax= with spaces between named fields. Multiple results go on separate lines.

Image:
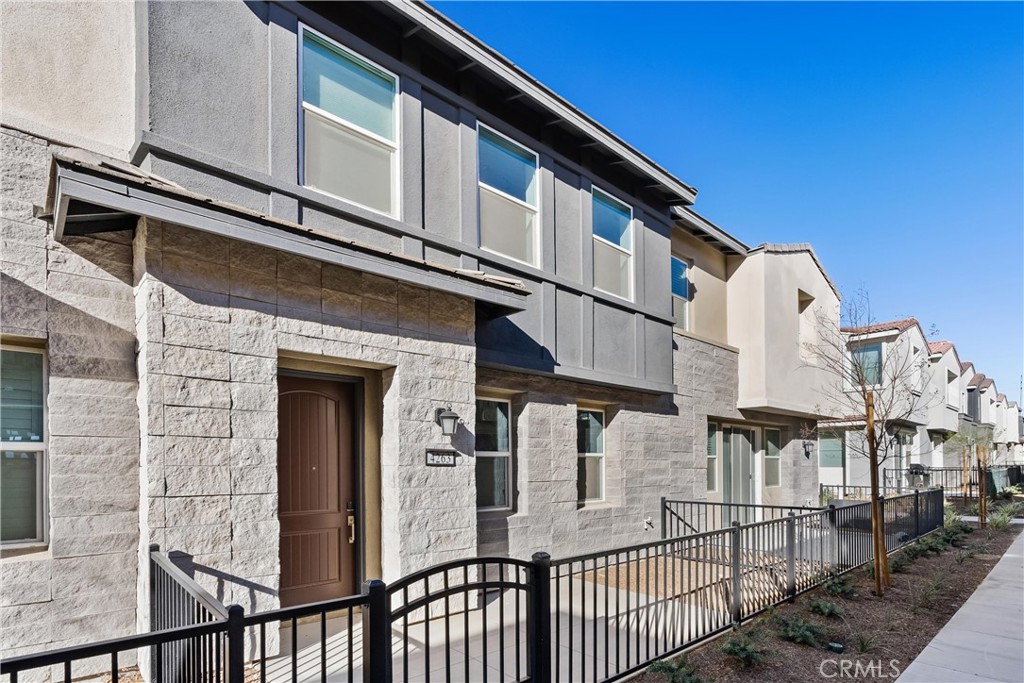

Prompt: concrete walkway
xmin=898 ymin=529 xmax=1024 ymax=683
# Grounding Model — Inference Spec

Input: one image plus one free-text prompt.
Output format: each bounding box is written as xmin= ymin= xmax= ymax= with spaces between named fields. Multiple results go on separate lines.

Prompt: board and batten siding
xmin=138 ymin=0 xmax=677 ymax=394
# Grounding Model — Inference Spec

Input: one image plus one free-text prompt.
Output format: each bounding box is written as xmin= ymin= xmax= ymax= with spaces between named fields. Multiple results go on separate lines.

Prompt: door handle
xmin=347 ymin=515 xmax=356 ymax=545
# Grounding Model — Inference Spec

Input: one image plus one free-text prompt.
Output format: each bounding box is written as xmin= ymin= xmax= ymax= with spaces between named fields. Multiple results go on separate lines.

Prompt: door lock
xmin=347 ymin=515 xmax=356 ymax=544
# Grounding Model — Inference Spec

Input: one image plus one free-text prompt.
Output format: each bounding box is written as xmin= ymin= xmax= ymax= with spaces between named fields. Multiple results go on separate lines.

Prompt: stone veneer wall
xmin=132 ymin=216 xmax=481 ymax=630
xmin=1 ymin=128 xmax=140 ymax=661
xmin=474 ymin=332 xmax=745 ymax=561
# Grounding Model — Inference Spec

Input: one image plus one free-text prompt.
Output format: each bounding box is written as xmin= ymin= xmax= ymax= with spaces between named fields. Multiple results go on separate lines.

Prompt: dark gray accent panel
xmin=645 ymin=318 xmax=673 ymax=384
xmin=148 ymin=0 xmax=270 ymax=172
xmin=593 ymin=303 xmax=636 ymax=378
xmin=422 ymin=91 xmax=462 ymax=241
xmin=555 ymin=289 xmax=582 ymax=368
xmin=643 ymin=220 xmax=672 ymax=317
xmin=553 ymin=163 xmax=582 ymax=282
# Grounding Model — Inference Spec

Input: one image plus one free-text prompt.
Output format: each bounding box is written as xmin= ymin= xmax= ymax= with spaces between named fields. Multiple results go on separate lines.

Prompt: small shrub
xmin=824 ymin=574 xmax=856 ymax=598
xmin=911 ymin=576 xmax=947 ymax=612
xmin=988 ymin=507 xmax=1015 ymax=530
xmin=953 ymin=547 xmax=977 ymax=565
xmin=902 ymin=542 xmax=928 ymax=561
xmin=918 ymin=535 xmax=948 ymax=555
xmin=889 ymin=553 xmax=911 ymax=574
xmin=808 ymin=597 xmax=843 ymax=618
xmin=853 ymin=632 xmax=876 ymax=653
xmin=648 ymin=656 xmax=703 ymax=683
xmin=721 ymin=635 xmax=765 ymax=667
xmin=778 ymin=617 xmax=825 ymax=647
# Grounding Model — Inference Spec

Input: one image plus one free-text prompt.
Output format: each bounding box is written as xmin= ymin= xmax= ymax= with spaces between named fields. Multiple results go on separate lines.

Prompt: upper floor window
xmin=850 ymin=341 xmax=882 ymax=387
xmin=671 ymin=255 xmax=690 ymax=330
xmin=478 ymin=126 xmax=539 ymax=266
xmin=592 ymin=189 xmax=633 ymax=301
xmin=301 ymin=29 xmax=399 ymax=216
xmin=1 ymin=346 xmax=47 ymax=545
xmin=476 ymin=398 xmax=512 ymax=510
xmin=967 ymin=388 xmax=980 ymax=421
xmin=577 ymin=408 xmax=605 ymax=503
xmin=946 ymin=370 xmax=958 ymax=407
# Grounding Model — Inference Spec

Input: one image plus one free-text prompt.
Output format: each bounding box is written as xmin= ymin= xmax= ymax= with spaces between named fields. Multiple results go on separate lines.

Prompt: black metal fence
xmin=660 ymin=498 xmax=819 ymax=536
xmin=150 ymin=545 xmax=230 ymax=683
xmin=2 ymin=490 xmax=945 ymax=683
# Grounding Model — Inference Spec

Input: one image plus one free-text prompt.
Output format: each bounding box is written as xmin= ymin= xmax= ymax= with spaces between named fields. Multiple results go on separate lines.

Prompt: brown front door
xmin=278 ymin=376 xmax=357 ymax=606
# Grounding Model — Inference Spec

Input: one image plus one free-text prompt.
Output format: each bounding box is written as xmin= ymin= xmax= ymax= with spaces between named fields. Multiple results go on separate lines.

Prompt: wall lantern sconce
xmin=435 ymin=406 xmax=460 ymax=438
xmin=803 ymin=440 xmax=816 ymax=460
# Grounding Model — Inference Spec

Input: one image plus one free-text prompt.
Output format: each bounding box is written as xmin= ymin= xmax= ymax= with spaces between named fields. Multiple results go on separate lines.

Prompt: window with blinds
xmin=1 ymin=347 xmax=46 ymax=544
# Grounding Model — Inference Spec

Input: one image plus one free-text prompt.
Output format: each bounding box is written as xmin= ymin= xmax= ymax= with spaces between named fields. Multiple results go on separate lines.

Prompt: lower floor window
xmin=476 ymin=398 xmax=511 ymax=509
xmin=764 ymin=428 xmax=781 ymax=488
xmin=577 ymin=408 xmax=605 ymax=502
xmin=707 ymin=422 xmax=718 ymax=492
xmin=1 ymin=346 xmax=47 ymax=544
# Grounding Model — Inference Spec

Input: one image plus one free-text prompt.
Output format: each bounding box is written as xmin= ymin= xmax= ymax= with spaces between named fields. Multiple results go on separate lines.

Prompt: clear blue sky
xmin=434 ymin=0 xmax=1024 ymax=401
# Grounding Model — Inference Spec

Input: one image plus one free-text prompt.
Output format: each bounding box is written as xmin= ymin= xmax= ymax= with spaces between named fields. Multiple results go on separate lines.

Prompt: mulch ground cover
xmin=637 ymin=521 xmax=1022 ymax=683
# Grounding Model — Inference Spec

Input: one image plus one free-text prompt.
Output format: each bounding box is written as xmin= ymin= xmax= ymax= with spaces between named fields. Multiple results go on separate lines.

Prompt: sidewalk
xmin=898 ymin=528 xmax=1024 ymax=683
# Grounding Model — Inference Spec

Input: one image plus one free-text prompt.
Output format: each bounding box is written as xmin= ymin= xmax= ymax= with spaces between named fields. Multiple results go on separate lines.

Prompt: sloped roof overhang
xmin=44 ymin=151 xmax=529 ymax=314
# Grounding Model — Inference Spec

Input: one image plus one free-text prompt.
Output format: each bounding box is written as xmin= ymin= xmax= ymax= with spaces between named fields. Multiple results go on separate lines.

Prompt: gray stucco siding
xmin=140 ymin=1 xmax=678 ymax=394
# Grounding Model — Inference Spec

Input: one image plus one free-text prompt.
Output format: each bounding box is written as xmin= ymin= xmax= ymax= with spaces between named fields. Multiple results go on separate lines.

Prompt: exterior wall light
xmin=435 ymin=406 xmax=460 ymax=437
xmin=803 ymin=440 xmax=816 ymax=459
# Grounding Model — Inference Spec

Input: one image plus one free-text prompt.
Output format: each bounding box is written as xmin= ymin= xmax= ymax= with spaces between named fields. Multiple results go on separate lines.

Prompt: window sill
xmin=0 ymin=544 xmax=50 ymax=562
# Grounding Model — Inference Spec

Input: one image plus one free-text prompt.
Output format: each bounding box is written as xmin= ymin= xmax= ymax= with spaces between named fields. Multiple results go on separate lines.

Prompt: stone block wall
xmin=132 ymin=216 xmax=480 ymax=628
xmin=1 ymin=128 xmax=140 ymax=663
xmin=475 ymin=366 xmax=705 ymax=560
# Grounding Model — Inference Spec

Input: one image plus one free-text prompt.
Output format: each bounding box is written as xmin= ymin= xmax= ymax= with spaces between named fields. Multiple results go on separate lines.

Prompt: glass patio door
xmin=722 ymin=426 xmax=756 ymax=524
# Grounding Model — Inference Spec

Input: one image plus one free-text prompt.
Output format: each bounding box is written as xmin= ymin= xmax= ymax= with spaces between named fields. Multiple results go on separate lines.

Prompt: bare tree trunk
xmin=978 ymin=445 xmax=987 ymax=528
xmin=961 ymin=446 xmax=969 ymax=500
xmin=866 ymin=391 xmax=887 ymax=595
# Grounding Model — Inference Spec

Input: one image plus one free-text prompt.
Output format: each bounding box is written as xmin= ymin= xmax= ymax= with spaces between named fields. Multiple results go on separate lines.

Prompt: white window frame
xmin=297 ymin=23 xmax=402 ymax=219
xmin=0 ymin=344 xmax=48 ymax=547
xmin=476 ymin=397 xmax=513 ymax=512
xmin=671 ymin=254 xmax=691 ymax=331
xmin=706 ymin=421 xmax=719 ymax=493
xmin=577 ymin=407 xmax=606 ymax=504
xmin=764 ymin=427 xmax=782 ymax=489
xmin=591 ymin=187 xmax=634 ymax=302
xmin=476 ymin=123 xmax=541 ymax=268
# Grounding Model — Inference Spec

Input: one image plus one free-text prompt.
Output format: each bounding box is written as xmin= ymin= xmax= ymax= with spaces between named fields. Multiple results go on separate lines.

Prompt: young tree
xmin=808 ymin=290 xmax=939 ymax=596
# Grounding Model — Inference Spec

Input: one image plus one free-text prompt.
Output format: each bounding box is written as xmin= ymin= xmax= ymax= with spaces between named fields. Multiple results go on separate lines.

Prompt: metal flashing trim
xmin=49 ymin=154 xmax=530 ymax=311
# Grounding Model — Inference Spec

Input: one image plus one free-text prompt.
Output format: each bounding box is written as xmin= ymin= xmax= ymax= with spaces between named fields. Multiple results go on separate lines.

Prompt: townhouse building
xmin=817 ymin=318 xmax=931 ymax=488
xmin=1 ymin=0 xmax=841 ymax=658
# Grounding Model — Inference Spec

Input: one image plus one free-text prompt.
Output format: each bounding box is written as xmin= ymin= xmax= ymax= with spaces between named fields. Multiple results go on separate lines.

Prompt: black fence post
xmin=730 ymin=522 xmax=742 ymax=624
xmin=660 ymin=497 xmax=667 ymax=539
xmin=363 ymin=579 xmax=391 ymax=683
xmin=786 ymin=513 xmax=796 ymax=602
xmin=226 ymin=604 xmax=244 ymax=683
xmin=529 ymin=552 xmax=552 ymax=683
xmin=148 ymin=543 xmax=159 ymax=681
xmin=914 ymin=489 xmax=921 ymax=539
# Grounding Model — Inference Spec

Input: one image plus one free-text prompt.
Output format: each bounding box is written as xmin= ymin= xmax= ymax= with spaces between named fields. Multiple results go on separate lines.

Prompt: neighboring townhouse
xmin=817 ymin=318 xmax=932 ymax=489
xmin=991 ymin=394 xmax=1023 ymax=465
xmin=0 ymin=0 xmax=842 ymax=657
xmin=668 ymin=222 xmax=841 ymax=509
xmin=921 ymin=340 xmax=963 ymax=468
